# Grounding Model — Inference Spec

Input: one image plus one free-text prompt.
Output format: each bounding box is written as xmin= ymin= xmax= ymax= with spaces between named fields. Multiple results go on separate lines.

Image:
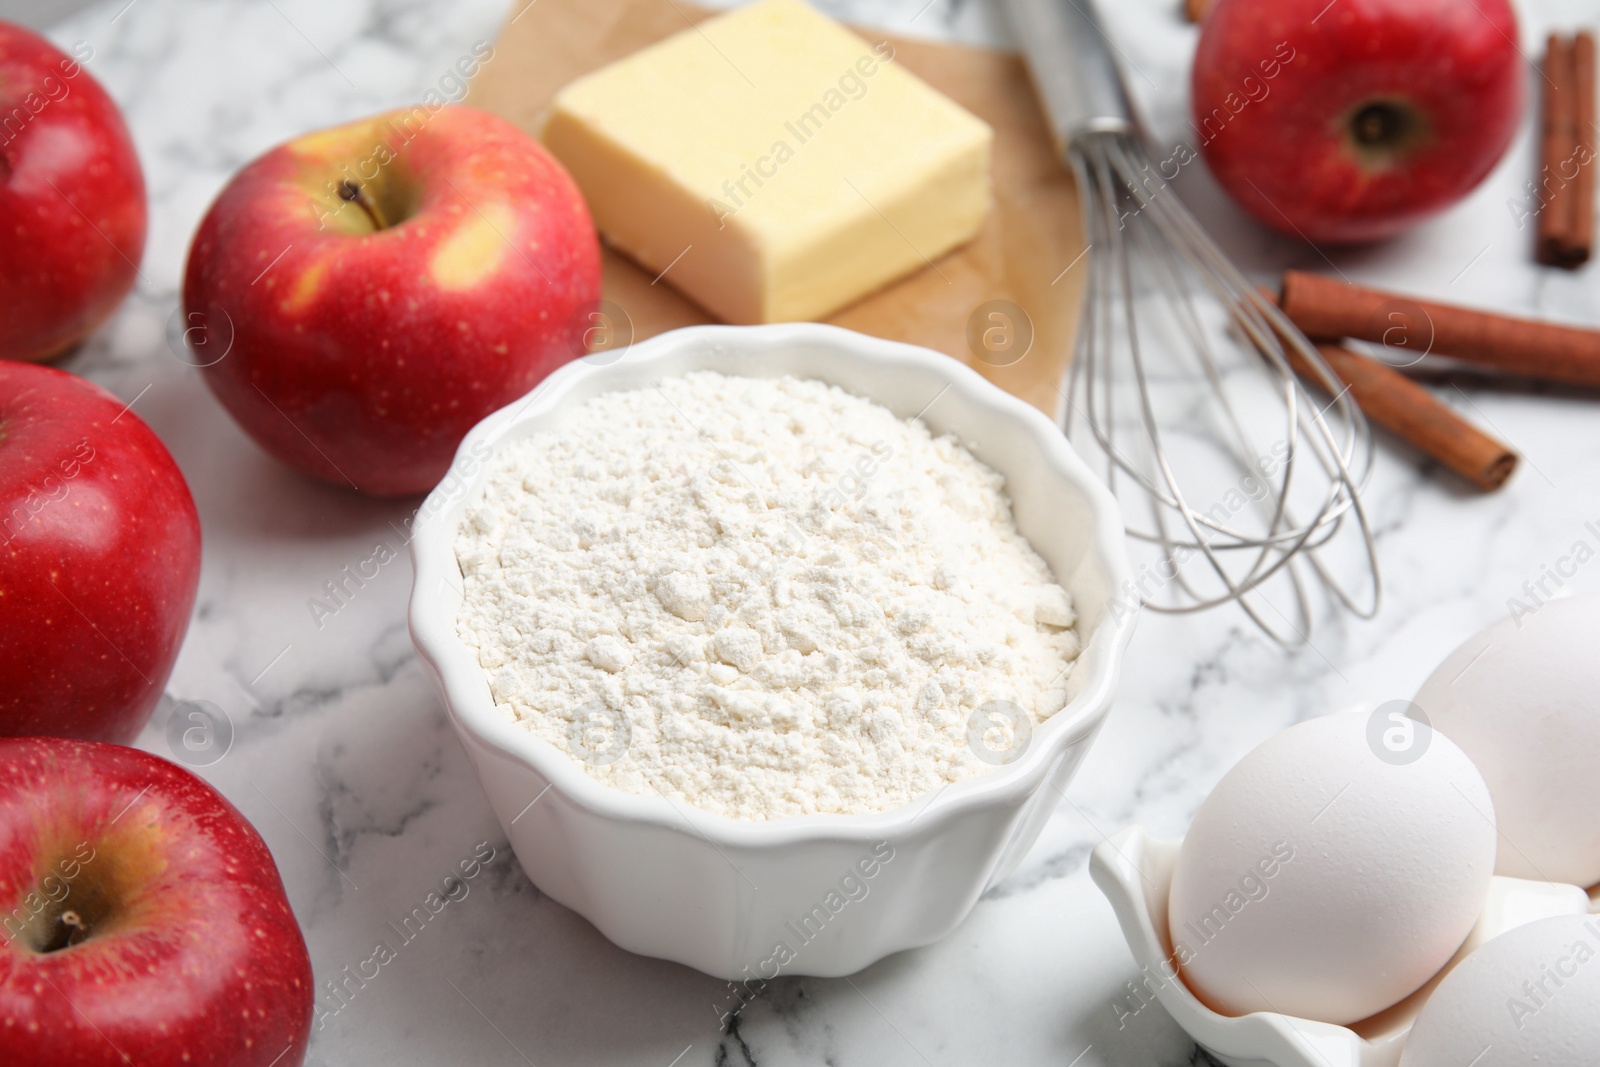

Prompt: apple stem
xmin=339 ymin=180 xmax=388 ymax=231
xmin=41 ymin=909 xmax=88 ymax=953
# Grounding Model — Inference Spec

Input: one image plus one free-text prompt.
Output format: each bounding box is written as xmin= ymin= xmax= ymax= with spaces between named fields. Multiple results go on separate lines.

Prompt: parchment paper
xmin=473 ymin=0 xmax=1086 ymax=415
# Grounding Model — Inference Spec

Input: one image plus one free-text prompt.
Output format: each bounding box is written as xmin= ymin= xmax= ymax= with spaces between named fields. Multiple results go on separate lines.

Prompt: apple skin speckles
xmin=182 ymin=105 xmax=601 ymax=496
xmin=0 ymin=362 xmax=200 ymax=743
xmin=1192 ymin=0 xmax=1523 ymax=244
xmin=0 ymin=737 xmax=314 ymax=1067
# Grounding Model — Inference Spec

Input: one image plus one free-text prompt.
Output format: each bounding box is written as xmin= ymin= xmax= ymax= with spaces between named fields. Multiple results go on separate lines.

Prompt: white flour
xmin=453 ymin=372 xmax=1080 ymax=820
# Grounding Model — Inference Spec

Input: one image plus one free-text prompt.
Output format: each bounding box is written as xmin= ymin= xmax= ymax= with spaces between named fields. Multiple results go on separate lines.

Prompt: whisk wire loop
xmin=1062 ymin=130 xmax=1380 ymax=645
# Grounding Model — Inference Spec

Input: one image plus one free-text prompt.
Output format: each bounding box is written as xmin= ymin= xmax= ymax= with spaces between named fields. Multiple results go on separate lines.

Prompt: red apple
xmin=1192 ymin=0 xmax=1523 ymax=244
xmin=0 ymin=363 xmax=201 ymax=742
xmin=0 ymin=737 xmax=313 ymax=1066
xmin=182 ymin=104 xmax=602 ymax=496
xmin=0 ymin=23 xmax=146 ymax=362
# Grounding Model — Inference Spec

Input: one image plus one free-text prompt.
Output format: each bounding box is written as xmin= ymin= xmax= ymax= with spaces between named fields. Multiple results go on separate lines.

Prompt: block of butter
xmin=540 ymin=0 xmax=993 ymax=325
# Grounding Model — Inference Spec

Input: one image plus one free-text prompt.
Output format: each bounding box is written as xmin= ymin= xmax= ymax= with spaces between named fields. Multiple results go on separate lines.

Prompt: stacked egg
xmin=1165 ymin=596 xmax=1600 ymax=1063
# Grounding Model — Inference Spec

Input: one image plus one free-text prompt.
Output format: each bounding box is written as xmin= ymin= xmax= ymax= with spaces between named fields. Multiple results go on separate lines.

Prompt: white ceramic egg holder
xmin=1091 ymin=827 xmax=1596 ymax=1067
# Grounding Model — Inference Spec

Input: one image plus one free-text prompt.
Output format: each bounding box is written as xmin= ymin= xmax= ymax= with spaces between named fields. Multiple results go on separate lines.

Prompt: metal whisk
xmin=1003 ymin=0 xmax=1380 ymax=646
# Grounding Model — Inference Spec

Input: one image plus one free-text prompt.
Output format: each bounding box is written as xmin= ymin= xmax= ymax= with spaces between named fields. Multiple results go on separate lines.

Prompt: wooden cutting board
xmin=472 ymin=0 xmax=1086 ymax=415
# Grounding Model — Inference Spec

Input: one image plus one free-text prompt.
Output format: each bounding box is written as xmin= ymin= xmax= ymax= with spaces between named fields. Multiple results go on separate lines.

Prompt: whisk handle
xmin=1000 ymin=0 xmax=1139 ymax=150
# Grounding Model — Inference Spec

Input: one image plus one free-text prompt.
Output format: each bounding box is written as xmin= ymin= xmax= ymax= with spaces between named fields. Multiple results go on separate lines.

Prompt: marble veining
xmin=34 ymin=0 xmax=1600 ymax=1063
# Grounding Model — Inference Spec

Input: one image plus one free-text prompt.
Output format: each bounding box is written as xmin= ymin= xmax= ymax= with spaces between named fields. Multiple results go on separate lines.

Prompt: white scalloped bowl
xmin=1090 ymin=827 xmax=1594 ymax=1067
xmin=408 ymin=323 xmax=1136 ymax=979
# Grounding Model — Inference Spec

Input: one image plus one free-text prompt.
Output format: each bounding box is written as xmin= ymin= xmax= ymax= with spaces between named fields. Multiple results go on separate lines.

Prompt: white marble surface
xmin=37 ymin=0 xmax=1598 ymax=1063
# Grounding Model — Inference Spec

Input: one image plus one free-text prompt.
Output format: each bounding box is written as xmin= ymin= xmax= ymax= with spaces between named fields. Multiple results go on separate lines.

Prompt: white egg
xmin=1167 ymin=711 xmax=1497 ymax=1025
xmin=1414 ymin=595 xmax=1600 ymax=887
xmin=1401 ymin=913 xmax=1600 ymax=1066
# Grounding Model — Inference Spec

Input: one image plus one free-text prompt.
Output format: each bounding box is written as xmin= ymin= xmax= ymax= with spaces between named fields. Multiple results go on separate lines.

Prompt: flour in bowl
xmin=453 ymin=371 xmax=1080 ymax=820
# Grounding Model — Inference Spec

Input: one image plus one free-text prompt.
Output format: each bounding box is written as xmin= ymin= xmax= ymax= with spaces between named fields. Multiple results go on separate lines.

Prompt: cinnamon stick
xmin=1538 ymin=33 xmax=1597 ymax=267
xmin=1183 ymin=0 xmax=1214 ymax=22
xmin=1258 ymin=289 xmax=1517 ymax=491
xmin=1537 ymin=35 xmax=1579 ymax=266
xmin=1572 ymin=32 xmax=1596 ymax=263
xmin=1280 ymin=270 xmax=1600 ymax=389
xmin=1294 ymin=342 xmax=1517 ymax=492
